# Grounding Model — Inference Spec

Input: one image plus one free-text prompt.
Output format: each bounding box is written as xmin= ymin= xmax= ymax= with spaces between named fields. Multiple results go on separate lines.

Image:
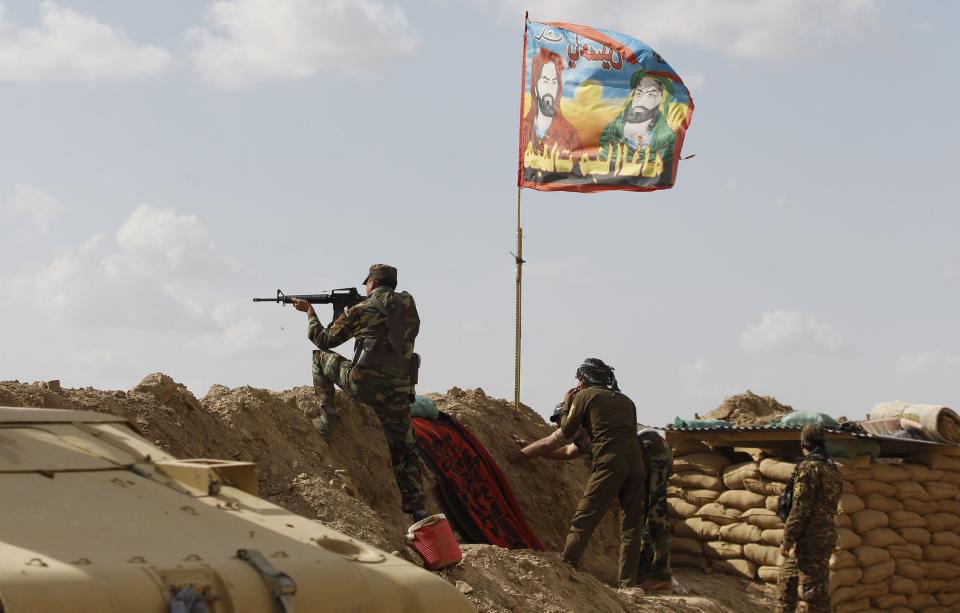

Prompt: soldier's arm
xmin=306 ymin=304 xmax=360 ymax=350
xmin=782 ymin=465 xmax=817 ymax=550
xmin=543 ymin=443 xmax=586 ymax=460
xmin=510 ymin=430 xmax=567 ymax=462
xmin=560 ymin=390 xmax=588 ymax=442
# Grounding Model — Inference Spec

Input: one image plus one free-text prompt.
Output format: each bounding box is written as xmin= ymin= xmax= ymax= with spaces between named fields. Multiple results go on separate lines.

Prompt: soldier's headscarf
xmin=576 ymin=358 xmax=619 ymax=392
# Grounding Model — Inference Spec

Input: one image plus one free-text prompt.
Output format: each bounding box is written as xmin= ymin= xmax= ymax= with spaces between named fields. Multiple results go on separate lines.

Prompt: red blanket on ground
xmin=412 ymin=413 xmax=544 ymax=551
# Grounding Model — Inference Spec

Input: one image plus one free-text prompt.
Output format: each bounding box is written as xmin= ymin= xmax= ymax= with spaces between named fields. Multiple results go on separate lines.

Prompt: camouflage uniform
xmin=637 ymin=429 xmax=673 ymax=583
xmin=560 ymin=386 xmax=646 ymax=587
xmin=777 ymin=444 xmax=842 ymax=613
xmin=307 ymin=270 xmax=424 ymax=513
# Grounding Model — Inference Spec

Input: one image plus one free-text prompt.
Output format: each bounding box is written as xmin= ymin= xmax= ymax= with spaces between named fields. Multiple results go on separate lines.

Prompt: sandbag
xmin=931 ymin=530 xmax=960 ymax=549
xmin=923 ymin=544 xmax=960 ymax=562
xmin=853 ymin=580 xmax=888 ymax=600
xmin=934 ymin=499 xmax=960 ymax=515
xmin=836 ymin=513 xmax=852 ymax=529
xmin=871 ymin=593 xmax=905 ymax=609
xmin=923 ymin=480 xmax=959 ymax=500
xmin=837 ymin=527 xmax=862 ymax=550
xmin=869 ymin=462 xmax=911 ymax=482
xmin=851 ymin=509 xmax=888 ymax=534
xmin=718 ymin=522 xmax=761 ymax=545
xmin=893 ymin=557 xmax=926 ymax=579
xmin=672 ymin=452 xmax=731 ymax=475
xmin=889 ymin=573 xmax=919 ymax=594
xmin=828 ymin=439 xmax=880 ymax=460
xmin=672 ymin=552 xmax=707 ymax=568
xmin=695 ymin=502 xmax=740 ymax=526
xmin=710 ymin=558 xmax=756 ymax=579
xmin=906 ymin=451 xmax=960 ymax=473
xmin=830 ymin=566 xmax=863 ymax=590
xmin=722 ymin=461 xmax=760 ymax=489
xmin=833 ymin=598 xmax=868 ymax=613
xmin=702 ymin=540 xmax=742 ymax=560
xmin=670 ymin=472 xmax=725 ymax=491
xmin=744 ymin=543 xmax=782 ymax=567
xmin=900 ymin=497 xmax=931 ymax=514
xmin=897 ymin=527 xmax=930 ymax=545
xmin=861 ymin=527 xmax=905 ymax=548
xmin=667 ymin=496 xmax=699 ymax=519
xmin=888 ymin=510 xmax=925 ymax=529
xmin=901 ymin=462 xmax=942 ymax=482
xmin=863 ymin=493 xmax=903 ymax=513
xmin=887 ymin=542 xmax=923 ymax=561
xmin=940 ymin=470 xmax=960 ymax=485
xmin=853 ymin=545 xmax=891 ymax=567
xmin=907 ymin=593 xmax=938 ymax=610
xmin=925 ymin=561 xmax=960 ymax=580
xmin=861 ymin=558 xmax=896 ymax=584
xmin=765 ymin=495 xmax=779 ymax=512
xmin=854 ymin=479 xmax=897 ymax=498
xmin=842 ymin=480 xmax=855 ymax=494
xmin=757 ymin=565 xmax=779 ymax=583
xmin=839 ymin=493 xmax=865 ymax=515
xmin=739 ymin=508 xmax=784 ymax=530
xmin=760 ymin=528 xmax=783 ymax=546
xmin=716 ymin=490 xmax=766 ymax=511
xmin=670 ymin=535 xmax=703 ymax=556
xmin=673 ymin=517 xmax=721 ymax=541
xmin=937 ymin=592 xmax=960 ymax=607
xmin=831 ymin=549 xmax=859 ymax=570
xmin=672 ymin=439 xmax=711 ymax=456
xmin=894 ymin=480 xmax=933 ymax=501
xmin=919 ymin=578 xmax=951 ymax=593
xmin=742 ymin=478 xmax=784 ymax=497
xmin=926 ymin=513 xmax=960 ymax=532
xmin=831 ymin=586 xmax=858 ymax=606
xmin=682 ymin=489 xmax=721 ymax=507
xmin=759 ymin=458 xmax=796 ymax=482
xmin=838 ymin=467 xmax=872 ymax=481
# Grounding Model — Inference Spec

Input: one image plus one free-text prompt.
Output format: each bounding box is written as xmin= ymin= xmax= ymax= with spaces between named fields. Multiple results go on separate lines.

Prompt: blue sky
xmin=1 ymin=0 xmax=957 ymax=424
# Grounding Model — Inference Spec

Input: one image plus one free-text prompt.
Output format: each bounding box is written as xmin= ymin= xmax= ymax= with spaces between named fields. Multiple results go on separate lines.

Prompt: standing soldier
xmin=558 ymin=358 xmax=646 ymax=588
xmin=777 ymin=424 xmax=842 ymax=613
xmin=291 ymin=264 xmax=428 ymax=522
xmin=636 ymin=428 xmax=673 ymax=593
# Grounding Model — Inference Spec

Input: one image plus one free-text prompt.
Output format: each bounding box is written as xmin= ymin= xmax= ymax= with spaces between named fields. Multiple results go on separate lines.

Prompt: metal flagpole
xmin=513 ymin=186 xmax=524 ymax=407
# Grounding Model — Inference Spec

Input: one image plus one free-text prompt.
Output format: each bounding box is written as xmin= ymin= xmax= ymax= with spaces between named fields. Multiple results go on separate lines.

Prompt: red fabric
xmin=412 ymin=414 xmax=544 ymax=551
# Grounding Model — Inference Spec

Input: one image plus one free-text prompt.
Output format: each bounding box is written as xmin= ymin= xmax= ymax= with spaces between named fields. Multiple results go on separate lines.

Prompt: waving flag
xmin=519 ymin=20 xmax=694 ymax=193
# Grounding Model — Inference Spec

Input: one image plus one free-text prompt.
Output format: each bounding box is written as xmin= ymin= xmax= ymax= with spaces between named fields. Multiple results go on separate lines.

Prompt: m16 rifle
xmin=252 ymin=288 xmax=363 ymax=321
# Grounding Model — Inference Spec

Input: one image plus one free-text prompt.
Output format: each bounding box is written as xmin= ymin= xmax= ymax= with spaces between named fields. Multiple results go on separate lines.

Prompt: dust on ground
xmin=1 ymin=375 xmax=778 ymax=612
xmin=703 ymin=390 xmax=793 ymax=426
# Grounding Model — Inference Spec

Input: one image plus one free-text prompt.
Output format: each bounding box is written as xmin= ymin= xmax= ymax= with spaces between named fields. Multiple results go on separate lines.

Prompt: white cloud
xmin=187 ymin=0 xmax=418 ymax=88
xmin=498 ymin=0 xmax=878 ymax=61
xmin=0 ymin=1 xmax=171 ymax=80
xmin=740 ymin=310 xmax=844 ymax=355
xmin=896 ymin=351 xmax=960 ymax=379
xmin=0 ymin=184 xmax=63 ymax=238
xmin=3 ymin=204 xmax=262 ymax=356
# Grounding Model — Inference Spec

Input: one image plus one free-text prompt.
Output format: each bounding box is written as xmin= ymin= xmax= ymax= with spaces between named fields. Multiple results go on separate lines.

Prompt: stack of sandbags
xmin=830 ymin=453 xmax=960 ymax=613
xmin=667 ymin=440 xmax=730 ymax=569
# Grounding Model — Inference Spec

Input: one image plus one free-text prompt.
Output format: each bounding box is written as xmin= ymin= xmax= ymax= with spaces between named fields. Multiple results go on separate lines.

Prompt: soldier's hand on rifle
xmin=290 ymin=298 xmax=315 ymax=316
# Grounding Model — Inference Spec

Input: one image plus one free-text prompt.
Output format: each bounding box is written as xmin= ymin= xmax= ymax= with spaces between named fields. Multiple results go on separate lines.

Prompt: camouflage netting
xmin=703 ymin=391 xmax=793 ymax=426
xmin=0 ymin=375 xmax=780 ymax=613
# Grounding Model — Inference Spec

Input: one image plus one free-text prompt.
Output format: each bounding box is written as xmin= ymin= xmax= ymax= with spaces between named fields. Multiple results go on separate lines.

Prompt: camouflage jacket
xmin=782 ymin=454 xmax=842 ymax=550
xmin=308 ymin=286 xmax=420 ymax=365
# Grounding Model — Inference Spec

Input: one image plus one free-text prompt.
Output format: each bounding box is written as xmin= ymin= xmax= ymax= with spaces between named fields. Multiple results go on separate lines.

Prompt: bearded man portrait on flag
xmin=520 ymin=48 xmax=583 ymax=159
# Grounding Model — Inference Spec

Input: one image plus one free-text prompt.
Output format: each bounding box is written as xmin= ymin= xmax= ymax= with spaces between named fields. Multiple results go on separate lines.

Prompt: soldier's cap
xmin=363 ymin=264 xmax=398 ymax=286
xmin=800 ymin=424 xmax=826 ymax=450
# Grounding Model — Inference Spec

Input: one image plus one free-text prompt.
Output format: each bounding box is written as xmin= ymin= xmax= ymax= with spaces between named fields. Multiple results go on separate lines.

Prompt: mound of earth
xmin=704 ymin=390 xmax=793 ymax=426
xmin=0 ymin=375 xmax=777 ymax=612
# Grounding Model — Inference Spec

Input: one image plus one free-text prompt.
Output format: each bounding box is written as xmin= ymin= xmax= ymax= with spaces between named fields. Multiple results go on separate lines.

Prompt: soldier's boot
xmin=639 ymin=578 xmax=673 ymax=594
xmin=314 ymin=405 xmax=338 ymax=439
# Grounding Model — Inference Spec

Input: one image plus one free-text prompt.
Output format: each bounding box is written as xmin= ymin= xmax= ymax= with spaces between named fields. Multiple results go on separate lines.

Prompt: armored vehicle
xmin=0 ymin=406 xmax=473 ymax=612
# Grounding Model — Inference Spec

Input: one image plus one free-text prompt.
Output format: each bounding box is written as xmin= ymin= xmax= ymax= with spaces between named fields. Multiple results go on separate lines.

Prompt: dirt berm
xmin=0 ymin=375 xmax=776 ymax=612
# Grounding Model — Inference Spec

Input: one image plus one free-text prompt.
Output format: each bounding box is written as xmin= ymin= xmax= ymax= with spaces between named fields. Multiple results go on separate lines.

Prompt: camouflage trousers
xmin=637 ymin=461 xmax=671 ymax=582
xmin=311 ymin=349 xmax=425 ymax=513
xmin=563 ymin=451 xmax=646 ymax=587
xmin=777 ymin=543 xmax=832 ymax=613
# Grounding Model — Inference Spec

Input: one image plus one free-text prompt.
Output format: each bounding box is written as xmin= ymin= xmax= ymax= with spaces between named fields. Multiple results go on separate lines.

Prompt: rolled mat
xmin=412 ymin=412 xmax=544 ymax=551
